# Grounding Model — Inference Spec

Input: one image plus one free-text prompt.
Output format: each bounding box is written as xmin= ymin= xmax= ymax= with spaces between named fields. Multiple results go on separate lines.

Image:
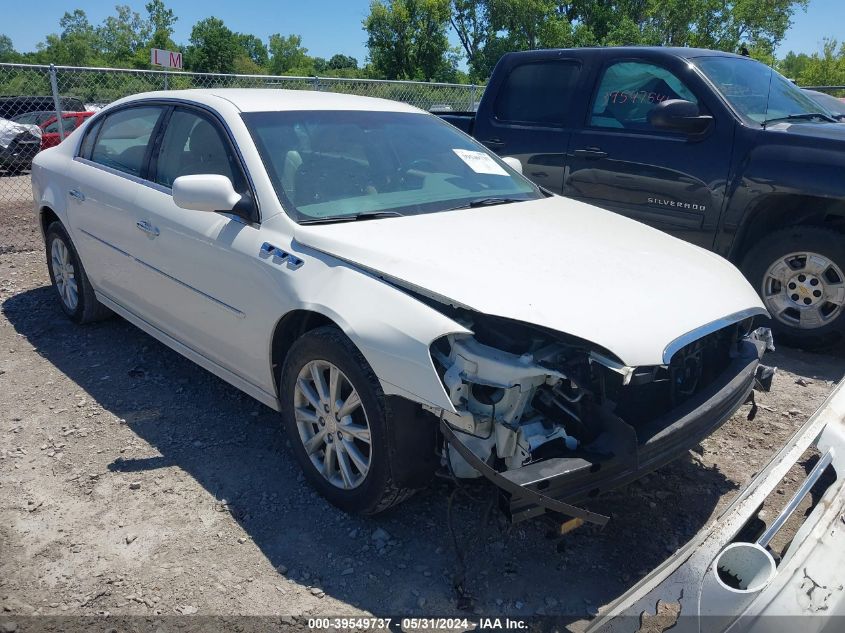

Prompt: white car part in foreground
xmin=590 ymin=380 xmax=845 ymax=632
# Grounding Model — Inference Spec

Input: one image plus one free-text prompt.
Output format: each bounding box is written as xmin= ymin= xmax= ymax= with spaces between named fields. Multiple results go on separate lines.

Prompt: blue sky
xmin=2 ymin=0 xmax=842 ymax=62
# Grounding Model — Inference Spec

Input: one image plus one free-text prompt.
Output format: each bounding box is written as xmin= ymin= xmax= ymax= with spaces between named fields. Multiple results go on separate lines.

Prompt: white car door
xmin=130 ymin=106 xmax=292 ymax=394
xmin=66 ymin=105 xmax=166 ymax=313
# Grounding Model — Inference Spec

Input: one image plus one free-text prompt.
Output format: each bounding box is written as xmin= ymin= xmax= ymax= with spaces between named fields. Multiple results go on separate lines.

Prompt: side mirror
xmin=502 ymin=156 xmax=523 ymax=174
xmin=172 ymin=174 xmax=243 ymax=213
xmin=648 ymin=99 xmax=713 ymax=135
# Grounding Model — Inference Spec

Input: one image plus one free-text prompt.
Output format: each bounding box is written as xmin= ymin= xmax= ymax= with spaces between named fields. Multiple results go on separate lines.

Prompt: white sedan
xmin=31 ymin=89 xmax=768 ymax=522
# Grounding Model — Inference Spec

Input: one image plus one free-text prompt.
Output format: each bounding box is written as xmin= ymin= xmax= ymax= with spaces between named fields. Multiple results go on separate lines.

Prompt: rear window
xmin=494 ymin=61 xmax=581 ymax=126
xmin=44 ymin=116 xmax=82 ymax=134
xmin=89 ymin=107 xmax=162 ymax=178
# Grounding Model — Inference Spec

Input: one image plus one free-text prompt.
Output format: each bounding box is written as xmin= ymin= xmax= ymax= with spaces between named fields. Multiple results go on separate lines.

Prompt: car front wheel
xmin=742 ymin=226 xmax=845 ymax=350
xmin=280 ymin=326 xmax=416 ymax=514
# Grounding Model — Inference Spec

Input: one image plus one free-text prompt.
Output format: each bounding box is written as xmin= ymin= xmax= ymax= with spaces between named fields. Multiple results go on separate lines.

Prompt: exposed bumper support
xmin=442 ymin=339 xmax=761 ymax=524
xmin=440 ymin=419 xmax=610 ymax=527
xmin=509 ymin=341 xmax=760 ymax=521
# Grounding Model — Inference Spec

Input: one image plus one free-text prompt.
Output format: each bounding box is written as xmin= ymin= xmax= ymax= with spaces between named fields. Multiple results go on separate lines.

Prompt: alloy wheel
xmin=762 ymin=251 xmax=845 ymax=329
xmin=293 ymin=360 xmax=372 ymax=489
xmin=51 ymin=237 xmax=79 ymax=312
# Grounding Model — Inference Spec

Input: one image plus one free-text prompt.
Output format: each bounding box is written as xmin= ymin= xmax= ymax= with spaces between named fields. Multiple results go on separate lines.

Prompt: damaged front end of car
xmin=425 ymin=311 xmax=767 ymax=524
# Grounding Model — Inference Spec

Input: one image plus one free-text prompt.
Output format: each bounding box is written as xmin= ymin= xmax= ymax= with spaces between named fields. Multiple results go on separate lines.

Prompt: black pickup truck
xmin=440 ymin=47 xmax=845 ymax=349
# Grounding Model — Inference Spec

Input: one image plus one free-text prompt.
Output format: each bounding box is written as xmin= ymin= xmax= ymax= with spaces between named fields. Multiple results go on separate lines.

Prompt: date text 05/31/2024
xmin=306 ymin=618 xmax=529 ymax=630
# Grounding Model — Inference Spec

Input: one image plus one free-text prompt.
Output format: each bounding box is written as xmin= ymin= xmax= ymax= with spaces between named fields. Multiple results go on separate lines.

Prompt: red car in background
xmin=39 ymin=111 xmax=94 ymax=150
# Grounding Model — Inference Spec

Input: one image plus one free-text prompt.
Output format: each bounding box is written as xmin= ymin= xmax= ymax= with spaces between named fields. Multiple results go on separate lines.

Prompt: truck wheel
xmin=741 ymin=226 xmax=845 ymax=350
xmin=280 ymin=326 xmax=416 ymax=514
xmin=45 ymin=221 xmax=112 ymax=324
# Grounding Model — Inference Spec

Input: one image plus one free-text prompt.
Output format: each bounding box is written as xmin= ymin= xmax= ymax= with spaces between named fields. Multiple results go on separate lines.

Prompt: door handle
xmin=573 ymin=147 xmax=607 ymax=160
xmin=483 ymin=138 xmax=505 ymax=149
xmin=136 ymin=220 xmax=160 ymax=238
xmin=68 ymin=189 xmax=85 ymax=201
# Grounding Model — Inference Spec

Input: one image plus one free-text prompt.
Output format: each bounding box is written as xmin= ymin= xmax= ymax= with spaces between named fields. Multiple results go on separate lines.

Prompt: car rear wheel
xmin=741 ymin=226 xmax=845 ymax=350
xmin=45 ymin=222 xmax=112 ymax=324
xmin=280 ymin=326 xmax=416 ymax=514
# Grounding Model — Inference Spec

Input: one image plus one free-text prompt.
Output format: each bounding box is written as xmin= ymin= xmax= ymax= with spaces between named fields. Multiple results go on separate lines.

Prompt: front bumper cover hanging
xmin=440 ymin=419 xmax=611 ymax=527
xmin=440 ymin=338 xmax=764 ymax=526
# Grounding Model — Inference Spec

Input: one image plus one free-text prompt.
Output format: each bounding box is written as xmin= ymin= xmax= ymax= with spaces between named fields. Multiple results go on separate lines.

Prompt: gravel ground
xmin=1 ymin=193 xmax=844 ymax=630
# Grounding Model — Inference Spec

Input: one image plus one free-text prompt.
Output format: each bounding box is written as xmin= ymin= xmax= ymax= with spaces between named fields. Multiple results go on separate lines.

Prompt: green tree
xmin=447 ymin=0 xmax=810 ymax=80
xmin=268 ymin=34 xmax=311 ymax=74
xmin=364 ymin=0 xmax=413 ymax=79
xmin=487 ymin=0 xmax=559 ymax=50
xmin=449 ymin=0 xmax=600 ymax=78
xmin=236 ymin=33 xmax=269 ymax=68
xmin=778 ymin=50 xmax=812 ymax=81
xmin=636 ymin=0 xmax=808 ymax=53
xmin=449 ymin=0 xmax=489 ymax=78
xmin=232 ymin=54 xmax=266 ymax=75
xmin=34 ymin=9 xmax=102 ymax=66
xmin=59 ymin=9 xmax=94 ymax=39
xmin=794 ymin=38 xmax=845 ymax=87
xmin=321 ymin=55 xmax=367 ymax=78
xmin=328 ymin=53 xmax=358 ymax=70
xmin=98 ymin=5 xmax=152 ymax=66
xmin=462 ymin=1 xmax=592 ymax=77
xmin=186 ymin=17 xmax=240 ymax=73
xmin=146 ymin=0 xmax=178 ymax=50
xmin=364 ymin=0 xmax=455 ymax=81
xmin=0 ymin=34 xmax=18 ymax=62
xmin=413 ymin=0 xmax=454 ymax=80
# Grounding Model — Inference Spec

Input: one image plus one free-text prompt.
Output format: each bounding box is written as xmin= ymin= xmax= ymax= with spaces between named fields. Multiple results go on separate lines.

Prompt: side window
xmin=495 ymin=61 xmax=581 ymax=126
xmin=154 ymin=109 xmax=241 ymax=189
xmin=15 ymin=113 xmax=38 ymax=125
xmin=78 ymin=117 xmax=103 ymax=159
xmin=590 ymin=62 xmax=699 ymax=130
xmin=90 ymin=107 xmax=162 ymax=177
xmin=44 ymin=117 xmax=81 ymax=134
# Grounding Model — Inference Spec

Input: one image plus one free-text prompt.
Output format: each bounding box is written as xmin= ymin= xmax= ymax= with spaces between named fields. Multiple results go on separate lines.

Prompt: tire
xmin=740 ymin=226 xmax=845 ymax=350
xmin=45 ymin=221 xmax=112 ymax=324
xmin=280 ymin=326 xmax=417 ymax=515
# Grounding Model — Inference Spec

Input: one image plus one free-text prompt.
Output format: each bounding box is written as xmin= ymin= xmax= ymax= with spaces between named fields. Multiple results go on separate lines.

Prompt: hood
xmin=766 ymin=120 xmax=845 ymax=140
xmin=0 ymin=118 xmax=41 ymax=149
xmin=294 ymin=196 xmax=766 ymax=367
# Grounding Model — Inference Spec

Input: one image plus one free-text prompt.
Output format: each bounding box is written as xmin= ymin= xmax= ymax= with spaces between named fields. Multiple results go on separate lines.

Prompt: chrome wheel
xmin=51 ymin=237 xmax=78 ymax=312
xmin=762 ymin=251 xmax=845 ymax=329
xmin=293 ymin=360 xmax=372 ymax=490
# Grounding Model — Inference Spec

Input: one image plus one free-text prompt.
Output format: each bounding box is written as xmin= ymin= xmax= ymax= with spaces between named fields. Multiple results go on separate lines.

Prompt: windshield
xmin=804 ymin=90 xmax=845 ymax=118
xmin=693 ymin=56 xmax=834 ymax=125
xmin=242 ymin=110 xmax=540 ymax=223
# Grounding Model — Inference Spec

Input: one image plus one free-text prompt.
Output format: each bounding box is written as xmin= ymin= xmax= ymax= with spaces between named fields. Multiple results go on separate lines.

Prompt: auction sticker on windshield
xmin=452 ymin=148 xmax=508 ymax=175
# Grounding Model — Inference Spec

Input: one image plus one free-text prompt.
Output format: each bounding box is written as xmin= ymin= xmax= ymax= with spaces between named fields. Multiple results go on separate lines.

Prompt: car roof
xmin=506 ymin=46 xmax=746 ymax=61
xmin=110 ymin=89 xmax=423 ymax=114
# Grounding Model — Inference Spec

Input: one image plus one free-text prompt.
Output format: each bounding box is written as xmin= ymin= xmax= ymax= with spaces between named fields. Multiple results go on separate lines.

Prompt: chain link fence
xmin=0 ymin=62 xmax=478 ymax=248
xmin=3 ymin=61 xmax=843 ymax=254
